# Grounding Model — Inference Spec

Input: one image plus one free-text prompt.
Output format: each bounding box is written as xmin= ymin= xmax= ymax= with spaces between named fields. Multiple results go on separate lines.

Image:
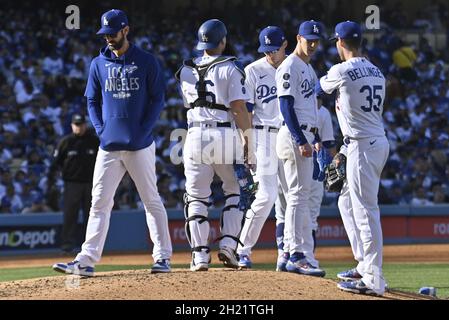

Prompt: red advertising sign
xmin=169 ymin=215 xmax=449 ymax=247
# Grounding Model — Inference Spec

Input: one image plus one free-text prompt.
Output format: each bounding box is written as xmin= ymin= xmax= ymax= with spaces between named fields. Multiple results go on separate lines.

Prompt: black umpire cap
xmin=72 ymin=114 xmax=86 ymax=124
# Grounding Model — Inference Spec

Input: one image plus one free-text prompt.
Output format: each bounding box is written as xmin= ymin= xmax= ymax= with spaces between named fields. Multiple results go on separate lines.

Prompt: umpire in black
xmin=48 ymin=114 xmax=100 ymax=253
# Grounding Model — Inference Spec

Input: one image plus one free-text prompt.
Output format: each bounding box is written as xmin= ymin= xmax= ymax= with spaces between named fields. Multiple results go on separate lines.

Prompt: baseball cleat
xmin=238 ymin=255 xmax=252 ymax=269
xmin=286 ymin=259 xmax=326 ymax=277
xmin=337 ymin=280 xmax=381 ymax=296
xmin=190 ymin=251 xmax=210 ymax=271
xmin=151 ymin=259 xmax=171 ymax=274
xmin=190 ymin=261 xmax=209 ymax=272
xmin=276 ymin=252 xmax=290 ymax=272
xmin=218 ymin=246 xmax=239 ymax=269
xmin=52 ymin=260 xmax=94 ymax=277
xmin=337 ymin=268 xmax=362 ymax=281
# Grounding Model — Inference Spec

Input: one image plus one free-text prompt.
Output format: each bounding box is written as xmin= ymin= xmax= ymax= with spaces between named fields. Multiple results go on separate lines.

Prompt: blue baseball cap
xmin=298 ymin=20 xmax=322 ymax=40
xmin=258 ymin=26 xmax=286 ymax=53
xmin=196 ymin=19 xmax=228 ymax=50
xmin=96 ymin=9 xmax=129 ymax=35
xmin=330 ymin=21 xmax=362 ymax=41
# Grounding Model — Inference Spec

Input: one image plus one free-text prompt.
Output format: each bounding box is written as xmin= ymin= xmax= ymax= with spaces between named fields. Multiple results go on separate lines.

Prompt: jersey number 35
xmin=360 ymin=85 xmax=383 ymax=112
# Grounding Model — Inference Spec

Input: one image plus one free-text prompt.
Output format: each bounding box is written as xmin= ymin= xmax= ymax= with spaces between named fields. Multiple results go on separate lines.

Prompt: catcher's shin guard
xmin=216 ymin=193 xmax=244 ymax=250
xmin=183 ymin=192 xmax=211 ymax=252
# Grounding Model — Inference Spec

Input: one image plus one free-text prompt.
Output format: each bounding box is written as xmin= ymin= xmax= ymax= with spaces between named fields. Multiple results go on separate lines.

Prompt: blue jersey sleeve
xmin=279 ymin=96 xmax=307 ymax=145
xmin=84 ymin=60 xmax=103 ymax=134
xmin=315 ymin=80 xmax=327 ymax=98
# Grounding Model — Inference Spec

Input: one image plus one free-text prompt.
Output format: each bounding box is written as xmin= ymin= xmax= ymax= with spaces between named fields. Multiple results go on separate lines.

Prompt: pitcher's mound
xmin=0 ymin=268 xmax=426 ymax=300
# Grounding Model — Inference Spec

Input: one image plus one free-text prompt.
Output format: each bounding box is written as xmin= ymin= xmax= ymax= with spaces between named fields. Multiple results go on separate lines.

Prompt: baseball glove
xmin=324 ymin=153 xmax=347 ymax=193
xmin=233 ymin=164 xmax=259 ymax=211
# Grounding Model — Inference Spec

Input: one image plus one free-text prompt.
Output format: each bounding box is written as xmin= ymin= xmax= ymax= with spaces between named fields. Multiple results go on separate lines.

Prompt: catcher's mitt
xmin=325 ymin=153 xmax=347 ymax=193
xmin=233 ymin=163 xmax=259 ymax=211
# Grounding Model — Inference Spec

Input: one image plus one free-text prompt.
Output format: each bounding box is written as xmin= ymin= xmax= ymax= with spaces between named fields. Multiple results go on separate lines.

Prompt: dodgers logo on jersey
xmin=301 ymin=79 xmax=315 ymax=98
xmin=124 ymin=65 xmax=138 ymax=75
xmin=257 ymin=84 xmax=277 ymax=104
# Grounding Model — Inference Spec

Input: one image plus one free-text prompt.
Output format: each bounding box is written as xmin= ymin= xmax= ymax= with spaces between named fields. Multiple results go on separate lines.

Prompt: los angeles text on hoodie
xmin=84 ymin=44 xmax=166 ymax=151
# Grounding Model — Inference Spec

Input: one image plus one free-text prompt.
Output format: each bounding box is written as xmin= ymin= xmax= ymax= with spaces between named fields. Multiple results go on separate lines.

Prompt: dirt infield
xmin=0 ymin=244 xmax=447 ymax=300
xmin=0 ymin=269 xmax=425 ymax=300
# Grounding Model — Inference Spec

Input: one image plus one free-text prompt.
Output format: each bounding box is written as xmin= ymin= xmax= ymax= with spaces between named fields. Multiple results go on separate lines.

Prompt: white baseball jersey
xmin=178 ymin=55 xmax=249 ymax=123
xmin=276 ymin=53 xmax=318 ymax=127
xmin=317 ymin=105 xmax=334 ymax=142
xmin=245 ymin=57 xmax=282 ymax=128
xmin=320 ymin=57 xmax=386 ymax=139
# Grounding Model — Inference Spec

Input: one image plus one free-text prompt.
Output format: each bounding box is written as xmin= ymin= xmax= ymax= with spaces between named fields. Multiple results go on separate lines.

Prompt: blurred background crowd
xmin=0 ymin=0 xmax=449 ymax=214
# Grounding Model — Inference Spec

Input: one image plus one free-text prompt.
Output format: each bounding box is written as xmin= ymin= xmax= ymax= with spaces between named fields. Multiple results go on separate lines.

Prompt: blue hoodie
xmin=84 ymin=44 xmax=166 ymax=151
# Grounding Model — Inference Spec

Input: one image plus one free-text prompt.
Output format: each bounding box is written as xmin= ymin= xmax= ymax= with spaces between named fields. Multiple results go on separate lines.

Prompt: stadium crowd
xmin=0 ymin=0 xmax=449 ymax=214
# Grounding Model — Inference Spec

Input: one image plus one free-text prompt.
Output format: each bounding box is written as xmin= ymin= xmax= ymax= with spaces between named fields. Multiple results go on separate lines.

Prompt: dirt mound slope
xmin=0 ymin=268 xmax=424 ymax=300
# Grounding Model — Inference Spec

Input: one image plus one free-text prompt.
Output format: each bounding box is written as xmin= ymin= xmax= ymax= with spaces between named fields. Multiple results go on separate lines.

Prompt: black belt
xmin=301 ymin=125 xmax=318 ymax=135
xmin=189 ymin=101 xmax=228 ymax=112
xmin=188 ymin=122 xmax=232 ymax=129
xmin=282 ymin=122 xmax=318 ymax=134
xmin=254 ymin=125 xmax=279 ymax=133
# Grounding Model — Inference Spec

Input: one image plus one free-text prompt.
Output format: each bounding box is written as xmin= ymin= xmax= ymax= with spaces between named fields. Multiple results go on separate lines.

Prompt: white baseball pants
xmin=183 ymin=127 xmax=243 ymax=251
xmin=302 ymin=179 xmax=324 ymax=267
xmin=237 ymin=129 xmax=279 ymax=256
xmin=338 ymin=136 xmax=389 ymax=295
xmin=76 ymin=143 xmax=172 ymax=266
xmin=276 ymin=126 xmax=315 ymax=256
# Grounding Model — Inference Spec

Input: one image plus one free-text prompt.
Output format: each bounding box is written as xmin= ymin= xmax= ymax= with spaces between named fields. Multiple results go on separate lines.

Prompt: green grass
xmin=1 ymin=262 xmax=448 ymax=299
xmin=320 ymin=262 xmax=449 ymax=299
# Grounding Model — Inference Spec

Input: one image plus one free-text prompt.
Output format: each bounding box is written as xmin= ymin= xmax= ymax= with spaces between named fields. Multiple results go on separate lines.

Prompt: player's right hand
xmin=299 ymin=143 xmax=313 ymax=158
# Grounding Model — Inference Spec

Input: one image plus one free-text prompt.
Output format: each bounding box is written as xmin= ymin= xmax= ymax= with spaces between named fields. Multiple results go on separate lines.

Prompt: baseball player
xmin=306 ymin=99 xmax=336 ymax=267
xmin=275 ymin=99 xmax=335 ymax=270
xmin=176 ymin=19 xmax=254 ymax=271
xmin=53 ymin=9 xmax=173 ymax=277
xmin=236 ymin=26 xmax=287 ymax=269
xmin=317 ymin=21 xmax=389 ymax=295
xmin=275 ymin=20 xmax=325 ymax=277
